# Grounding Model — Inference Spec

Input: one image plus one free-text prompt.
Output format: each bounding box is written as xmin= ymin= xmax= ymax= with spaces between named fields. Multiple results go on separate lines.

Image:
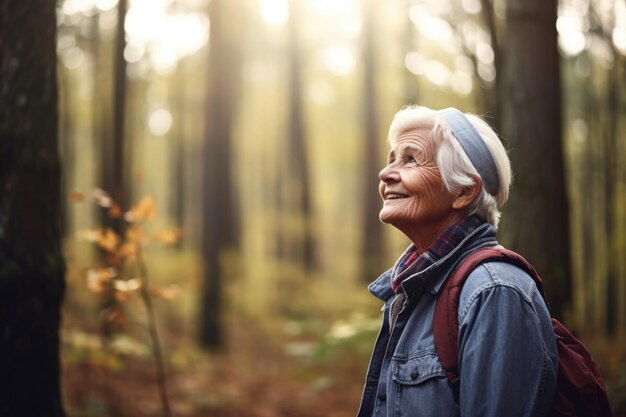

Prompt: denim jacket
xmin=356 ymin=223 xmax=558 ymax=417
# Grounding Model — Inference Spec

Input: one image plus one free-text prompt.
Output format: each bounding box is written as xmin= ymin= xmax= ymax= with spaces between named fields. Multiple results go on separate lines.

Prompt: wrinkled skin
xmin=378 ymin=123 xmax=473 ymax=251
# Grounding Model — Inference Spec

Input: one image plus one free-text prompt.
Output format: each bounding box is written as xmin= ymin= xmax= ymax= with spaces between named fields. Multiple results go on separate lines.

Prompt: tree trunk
xmin=479 ymin=0 xmax=502 ymax=132
xmin=102 ymin=0 xmax=128 ymax=233
xmin=614 ymin=54 xmax=626 ymax=341
xmin=285 ymin=0 xmax=315 ymax=270
xmin=603 ymin=35 xmax=621 ymax=336
xmin=576 ymin=66 xmax=608 ymax=334
xmin=199 ymin=0 xmax=242 ymax=348
xmin=0 ymin=1 xmax=66 ymax=415
xmin=172 ymin=58 xmax=187 ymax=238
xmin=92 ymin=11 xmax=112 ymax=213
xmin=501 ymin=0 xmax=571 ymax=318
xmin=98 ymin=0 xmax=128 ymax=341
xmin=58 ymin=62 xmax=73 ymax=238
xmin=361 ymin=0 xmax=385 ymax=280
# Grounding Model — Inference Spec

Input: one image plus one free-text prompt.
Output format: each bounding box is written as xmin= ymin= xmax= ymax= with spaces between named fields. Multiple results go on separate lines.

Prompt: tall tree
xmin=172 ymin=59 xmax=187 ymax=236
xmin=361 ymin=0 xmax=385 ymax=279
xmin=608 ymin=52 xmax=626 ymax=339
xmin=285 ymin=0 xmax=315 ymax=270
xmin=0 ymin=1 xmax=66 ymax=415
xmin=479 ymin=0 xmax=502 ymax=130
xmin=592 ymin=3 xmax=623 ymax=336
xmin=102 ymin=0 xmax=128 ymax=233
xmin=89 ymin=11 xmax=113 ymax=226
xmin=199 ymin=0 xmax=242 ymax=348
xmin=451 ymin=0 xmax=501 ymax=128
xmin=501 ymin=0 xmax=571 ymax=318
xmin=170 ymin=2 xmax=189 ymax=236
xmin=99 ymin=0 xmax=128 ymax=341
xmin=578 ymin=66 xmax=605 ymax=332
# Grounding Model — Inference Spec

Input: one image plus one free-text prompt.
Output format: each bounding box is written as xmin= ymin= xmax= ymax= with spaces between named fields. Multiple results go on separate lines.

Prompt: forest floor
xmin=62 ymin=312 xmax=369 ymax=417
xmin=59 ymin=244 xmax=626 ymax=417
xmin=61 ymin=310 xmax=626 ymax=417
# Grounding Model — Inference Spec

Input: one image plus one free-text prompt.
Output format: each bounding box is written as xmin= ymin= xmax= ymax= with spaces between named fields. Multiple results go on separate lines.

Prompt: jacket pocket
xmin=391 ymin=351 xmax=447 ymax=385
xmin=390 ymin=352 xmax=455 ymax=417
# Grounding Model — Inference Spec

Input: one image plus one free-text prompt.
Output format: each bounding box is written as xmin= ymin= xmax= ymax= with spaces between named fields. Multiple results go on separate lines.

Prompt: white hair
xmin=387 ymin=105 xmax=512 ymax=228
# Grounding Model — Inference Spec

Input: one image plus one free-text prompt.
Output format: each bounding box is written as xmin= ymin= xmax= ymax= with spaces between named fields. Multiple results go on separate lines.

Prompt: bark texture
xmin=0 ymin=1 xmax=66 ymax=415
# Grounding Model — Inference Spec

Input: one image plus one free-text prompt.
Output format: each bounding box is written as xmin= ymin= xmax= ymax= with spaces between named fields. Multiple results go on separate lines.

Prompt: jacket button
xmin=411 ymin=370 xmax=419 ymax=379
xmin=378 ymin=392 xmax=386 ymax=401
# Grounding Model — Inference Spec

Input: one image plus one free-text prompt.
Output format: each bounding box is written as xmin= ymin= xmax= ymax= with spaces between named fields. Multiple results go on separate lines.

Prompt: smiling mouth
xmin=385 ymin=193 xmax=409 ymax=200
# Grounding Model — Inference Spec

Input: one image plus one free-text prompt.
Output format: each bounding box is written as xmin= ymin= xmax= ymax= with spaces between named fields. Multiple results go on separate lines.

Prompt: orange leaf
xmin=114 ymin=291 xmax=129 ymax=302
xmin=86 ymin=268 xmax=117 ymax=293
xmin=124 ymin=195 xmax=156 ymax=222
xmin=125 ymin=226 xmax=143 ymax=246
xmin=87 ymin=278 xmax=105 ymax=293
xmin=151 ymin=228 xmax=181 ymax=244
xmin=118 ymin=242 xmax=137 ymax=259
xmin=69 ymin=192 xmax=85 ymax=203
xmin=98 ymin=228 xmax=120 ymax=253
xmin=108 ymin=203 xmax=123 ymax=219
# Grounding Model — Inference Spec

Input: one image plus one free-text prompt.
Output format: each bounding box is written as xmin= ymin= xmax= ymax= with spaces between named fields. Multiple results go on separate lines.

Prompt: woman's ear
xmin=452 ymin=175 xmax=483 ymax=210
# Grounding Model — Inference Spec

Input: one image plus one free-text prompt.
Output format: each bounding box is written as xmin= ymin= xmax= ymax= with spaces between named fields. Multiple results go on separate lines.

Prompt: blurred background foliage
xmin=54 ymin=0 xmax=626 ymax=415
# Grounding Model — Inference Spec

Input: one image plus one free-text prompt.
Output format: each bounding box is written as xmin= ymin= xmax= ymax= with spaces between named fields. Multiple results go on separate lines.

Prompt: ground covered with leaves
xmin=62 ymin=307 xmax=377 ymax=417
xmin=62 ymin=311 xmax=626 ymax=417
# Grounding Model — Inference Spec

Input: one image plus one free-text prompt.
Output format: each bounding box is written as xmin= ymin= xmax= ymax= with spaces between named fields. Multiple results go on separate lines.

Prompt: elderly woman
xmin=356 ymin=106 xmax=558 ymax=417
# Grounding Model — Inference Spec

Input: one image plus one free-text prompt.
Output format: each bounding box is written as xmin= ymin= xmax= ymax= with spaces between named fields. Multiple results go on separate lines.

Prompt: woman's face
xmin=378 ymin=124 xmax=460 ymax=247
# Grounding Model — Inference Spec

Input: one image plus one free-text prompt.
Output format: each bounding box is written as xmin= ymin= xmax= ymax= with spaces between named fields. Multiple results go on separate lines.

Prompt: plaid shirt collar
xmin=391 ymin=215 xmax=484 ymax=294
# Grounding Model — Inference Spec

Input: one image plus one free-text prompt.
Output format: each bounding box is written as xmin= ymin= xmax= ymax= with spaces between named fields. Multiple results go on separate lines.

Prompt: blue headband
xmin=439 ymin=108 xmax=499 ymax=196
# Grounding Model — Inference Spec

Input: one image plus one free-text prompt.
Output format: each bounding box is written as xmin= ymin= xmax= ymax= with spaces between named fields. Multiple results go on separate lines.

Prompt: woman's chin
xmin=379 ymin=209 xmax=401 ymax=225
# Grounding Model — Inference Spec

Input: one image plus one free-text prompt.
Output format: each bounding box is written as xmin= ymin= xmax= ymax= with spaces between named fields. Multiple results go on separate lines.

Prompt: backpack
xmin=433 ymin=247 xmax=613 ymax=417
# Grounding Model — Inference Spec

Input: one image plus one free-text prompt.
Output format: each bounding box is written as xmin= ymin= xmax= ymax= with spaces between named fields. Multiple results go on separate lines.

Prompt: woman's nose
xmin=379 ymin=162 xmax=399 ymax=183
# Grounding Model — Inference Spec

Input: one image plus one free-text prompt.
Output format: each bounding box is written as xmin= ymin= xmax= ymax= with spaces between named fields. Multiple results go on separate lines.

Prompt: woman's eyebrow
xmin=388 ymin=144 xmax=421 ymax=159
xmin=400 ymin=145 xmax=420 ymax=154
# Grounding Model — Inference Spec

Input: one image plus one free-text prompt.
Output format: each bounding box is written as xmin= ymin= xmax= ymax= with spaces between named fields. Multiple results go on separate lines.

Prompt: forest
xmin=1 ymin=0 xmax=625 ymax=416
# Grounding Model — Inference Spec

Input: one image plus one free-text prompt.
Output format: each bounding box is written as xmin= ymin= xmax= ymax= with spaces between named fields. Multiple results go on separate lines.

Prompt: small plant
xmin=71 ymin=188 xmax=181 ymax=417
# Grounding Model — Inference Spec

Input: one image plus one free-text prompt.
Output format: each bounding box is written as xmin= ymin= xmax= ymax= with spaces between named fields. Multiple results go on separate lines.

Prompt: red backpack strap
xmin=433 ymin=247 xmax=544 ymax=387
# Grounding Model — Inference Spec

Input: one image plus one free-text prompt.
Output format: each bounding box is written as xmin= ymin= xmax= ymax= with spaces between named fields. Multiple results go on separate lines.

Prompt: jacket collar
xmin=368 ymin=222 xmax=498 ymax=302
